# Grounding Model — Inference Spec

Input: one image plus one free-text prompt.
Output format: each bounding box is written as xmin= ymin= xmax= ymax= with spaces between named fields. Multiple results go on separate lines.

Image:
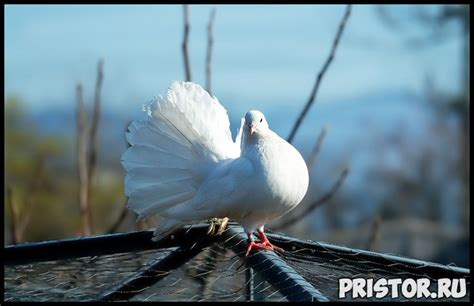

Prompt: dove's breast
xmin=244 ymin=134 xmax=310 ymax=223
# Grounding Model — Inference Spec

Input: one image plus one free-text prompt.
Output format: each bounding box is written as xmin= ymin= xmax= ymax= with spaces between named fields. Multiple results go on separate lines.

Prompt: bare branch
xmin=106 ymin=121 xmax=134 ymax=234
xmin=16 ymin=154 xmax=45 ymax=237
xmin=76 ymin=83 xmax=92 ymax=236
xmin=7 ymin=187 xmax=18 ymax=245
xmin=88 ymin=59 xmax=104 ymax=182
xmin=366 ymin=213 xmax=382 ymax=251
xmin=145 ymin=218 xmax=158 ymax=228
xmin=273 ymin=168 xmax=350 ymax=230
xmin=182 ymin=5 xmax=192 ymax=82
xmin=306 ymin=126 xmax=328 ymax=169
xmin=287 ymin=5 xmax=352 ymax=143
xmin=205 ymin=8 xmax=216 ymax=95
xmin=107 ymin=202 xmax=129 ymax=234
xmin=136 ymin=220 xmax=148 ymax=231
xmin=85 ymin=59 xmax=104 ymax=235
xmin=124 ymin=120 xmax=132 ymax=149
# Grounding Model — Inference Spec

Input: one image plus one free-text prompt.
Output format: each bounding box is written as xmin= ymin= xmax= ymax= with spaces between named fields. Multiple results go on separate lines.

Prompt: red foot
xmin=245 ymin=230 xmax=284 ymax=257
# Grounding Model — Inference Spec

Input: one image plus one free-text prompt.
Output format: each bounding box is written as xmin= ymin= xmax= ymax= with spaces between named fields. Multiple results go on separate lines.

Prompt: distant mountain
xmin=30 ymin=87 xmax=424 ymax=171
xmin=31 ymin=104 xmax=142 ymax=168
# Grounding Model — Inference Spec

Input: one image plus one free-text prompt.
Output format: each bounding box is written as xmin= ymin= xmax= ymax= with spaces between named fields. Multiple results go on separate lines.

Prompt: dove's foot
xmin=245 ymin=227 xmax=284 ymax=257
xmin=245 ymin=240 xmax=283 ymax=257
xmin=245 ymin=240 xmax=273 ymax=256
xmin=257 ymin=227 xmax=284 ymax=253
xmin=207 ymin=217 xmax=229 ymax=235
xmin=207 ymin=219 xmax=216 ymax=235
xmin=217 ymin=217 xmax=229 ymax=235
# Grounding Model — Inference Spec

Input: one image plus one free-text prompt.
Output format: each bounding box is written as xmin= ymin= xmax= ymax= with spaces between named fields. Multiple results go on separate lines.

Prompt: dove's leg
xmin=257 ymin=226 xmax=284 ymax=253
xmin=245 ymin=226 xmax=283 ymax=257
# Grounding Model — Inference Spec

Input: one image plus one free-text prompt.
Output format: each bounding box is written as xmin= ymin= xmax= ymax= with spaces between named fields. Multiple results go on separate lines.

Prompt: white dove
xmin=121 ymin=81 xmax=309 ymax=256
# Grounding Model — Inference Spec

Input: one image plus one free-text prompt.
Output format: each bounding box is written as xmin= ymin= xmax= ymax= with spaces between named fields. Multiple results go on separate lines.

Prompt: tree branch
xmin=306 ymin=126 xmax=328 ymax=169
xmin=106 ymin=121 xmax=134 ymax=234
xmin=76 ymin=83 xmax=92 ymax=236
xmin=85 ymin=59 xmax=104 ymax=235
xmin=366 ymin=213 xmax=382 ymax=251
xmin=16 ymin=154 xmax=45 ymax=238
xmin=273 ymin=168 xmax=350 ymax=230
xmin=205 ymin=8 xmax=216 ymax=95
xmin=7 ymin=187 xmax=18 ymax=245
xmin=88 ymin=59 xmax=104 ymax=182
xmin=107 ymin=203 xmax=129 ymax=234
xmin=287 ymin=5 xmax=352 ymax=143
xmin=182 ymin=5 xmax=192 ymax=82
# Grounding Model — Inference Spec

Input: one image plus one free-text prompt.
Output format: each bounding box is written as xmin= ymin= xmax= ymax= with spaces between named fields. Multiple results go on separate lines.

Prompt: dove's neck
xmin=240 ymin=129 xmax=274 ymax=157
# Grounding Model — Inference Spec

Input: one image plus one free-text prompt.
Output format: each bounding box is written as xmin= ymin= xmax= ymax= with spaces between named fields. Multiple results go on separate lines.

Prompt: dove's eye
xmin=260 ymin=118 xmax=263 ymax=123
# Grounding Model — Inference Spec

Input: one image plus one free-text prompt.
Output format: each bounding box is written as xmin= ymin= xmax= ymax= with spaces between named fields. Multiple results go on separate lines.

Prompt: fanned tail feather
xmin=121 ymin=81 xmax=239 ymax=239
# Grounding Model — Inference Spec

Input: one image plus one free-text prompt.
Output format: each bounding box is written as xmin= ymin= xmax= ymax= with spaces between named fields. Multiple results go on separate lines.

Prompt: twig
xmin=124 ymin=120 xmax=132 ymax=148
xmin=107 ymin=203 xmax=129 ymax=234
xmin=108 ymin=121 xmax=133 ymax=234
xmin=145 ymin=218 xmax=158 ymax=228
xmin=76 ymin=83 xmax=92 ymax=236
xmin=136 ymin=220 xmax=148 ymax=231
xmin=366 ymin=213 xmax=382 ymax=251
xmin=88 ymin=59 xmax=104 ymax=181
xmin=85 ymin=59 xmax=104 ymax=234
xmin=306 ymin=126 xmax=328 ymax=169
xmin=205 ymin=8 xmax=216 ymax=95
xmin=7 ymin=187 xmax=18 ymax=244
xmin=274 ymin=168 xmax=350 ymax=230
xmin=16 ymin=154 xmax=45 ymax=238
xmin=287 ymin=5 xmax=352 ymax=143
xmin=112 ymin=120 xmax=135 ymax=233
xmin=182 ymin=5 xmax=192 ymax=82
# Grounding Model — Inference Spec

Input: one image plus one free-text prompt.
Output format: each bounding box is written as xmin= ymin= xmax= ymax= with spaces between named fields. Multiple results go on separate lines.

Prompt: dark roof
xmin=4 ymin=223 xmax=470 ymax=302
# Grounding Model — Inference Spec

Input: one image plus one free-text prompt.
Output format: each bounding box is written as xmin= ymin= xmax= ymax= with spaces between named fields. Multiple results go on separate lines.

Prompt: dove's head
xmin=244 ymin=110 xmax=269 ymax=137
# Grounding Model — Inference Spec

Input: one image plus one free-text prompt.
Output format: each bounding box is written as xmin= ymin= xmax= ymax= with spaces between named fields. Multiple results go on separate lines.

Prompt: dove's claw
xmin=207 ymin=217 xmax=229 ymax=235
xmin=216 ymin=217 xmax=229 ymax=235
xmin=207 ymin=219 xmax=216 ymax=235
xmin=267 ymin=243 xmax=284 ymax=253
xmin=245 ymin=240 xmax=284 ymax=257
xmin=244 ymin=227 xmax=286 ymax=257
xmin=245 ymin=241 xmax=272 ymax=257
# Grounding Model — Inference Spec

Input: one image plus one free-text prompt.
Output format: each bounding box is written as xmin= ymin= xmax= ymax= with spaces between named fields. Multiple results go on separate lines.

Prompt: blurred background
xmin=4 ymin=4 xmax=469 ymax=268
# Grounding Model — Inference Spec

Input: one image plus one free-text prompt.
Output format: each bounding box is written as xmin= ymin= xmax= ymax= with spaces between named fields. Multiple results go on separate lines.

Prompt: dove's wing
xmin=161 ymin=157 xmax=255 ymax=221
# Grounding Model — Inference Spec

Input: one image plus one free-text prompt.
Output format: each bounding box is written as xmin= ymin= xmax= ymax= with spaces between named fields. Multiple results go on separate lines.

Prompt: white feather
xmin=121 ymin=81 xmax=240 ymax=226
xmin=122 ymin=82 xmax=309 ymax=239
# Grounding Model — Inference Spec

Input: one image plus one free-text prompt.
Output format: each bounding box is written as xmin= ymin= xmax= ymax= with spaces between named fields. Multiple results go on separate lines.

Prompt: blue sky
xmin=5 ymin=4 xmax=463 ymax=114
xmin=4 ymin=4 xmax=467 ymax=236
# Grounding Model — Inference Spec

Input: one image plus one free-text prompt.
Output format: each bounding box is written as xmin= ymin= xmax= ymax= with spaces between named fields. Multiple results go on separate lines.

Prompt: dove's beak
xmin=249 ymin=125 xmax=256 ymax=135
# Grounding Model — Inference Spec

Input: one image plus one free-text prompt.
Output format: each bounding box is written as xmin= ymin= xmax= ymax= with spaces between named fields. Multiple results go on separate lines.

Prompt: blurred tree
xmin=5 ymin=96 xmax=129 ymax=243
xmin=374 ymin=4 xmax=469 ymax=228
xmin=5 ymin=97 xmax=71 ymax=242
xmin=376 ymin=5 xmax=469 ymax=115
